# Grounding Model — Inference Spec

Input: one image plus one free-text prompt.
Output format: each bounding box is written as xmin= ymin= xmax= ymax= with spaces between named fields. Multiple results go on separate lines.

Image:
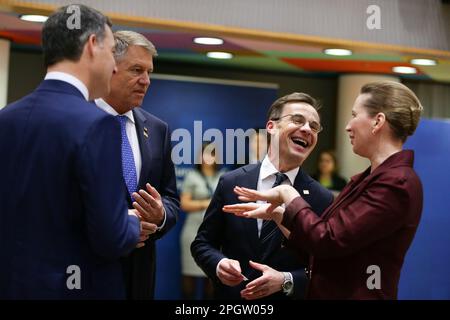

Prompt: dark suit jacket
xmin=191 ymin=163 xmax=333 ymax=299
xmin=120 ymin=107 xmax=179 ymax=300
xmin=0 ymin=80 xmax=140 ymax=299
xmin=282 ymin=150 xmax=423 ymax=299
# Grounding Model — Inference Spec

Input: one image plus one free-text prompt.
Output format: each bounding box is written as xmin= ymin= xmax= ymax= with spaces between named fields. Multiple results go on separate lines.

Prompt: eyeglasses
xmin=272 ymin=113 xmax=323 ymax=133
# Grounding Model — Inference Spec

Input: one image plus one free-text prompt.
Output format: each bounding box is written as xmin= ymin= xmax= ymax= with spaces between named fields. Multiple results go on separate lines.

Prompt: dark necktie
xmin=116 ymin=115 xmax=138 ymax=200
xmin=259 ymin=172 xmax=289 ymax=243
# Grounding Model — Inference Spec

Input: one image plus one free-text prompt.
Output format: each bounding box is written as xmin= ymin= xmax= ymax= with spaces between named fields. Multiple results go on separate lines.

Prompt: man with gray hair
xmin=96 ymin=30 xmax=179 ymax=300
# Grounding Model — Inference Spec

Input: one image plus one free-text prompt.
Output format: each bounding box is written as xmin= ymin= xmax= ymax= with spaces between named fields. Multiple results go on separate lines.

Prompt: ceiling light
xmin=392 ymin=66 xmax=417 ymax=74
xmin=323 ymin=48 xmax=352 ymax=56
xmin=206 ymin=51 xmax=233 ymax=59
xmin=410 ymin=58 xmax=437 ymax=66
xmin=193 ymin=37 xmax=224 ymax=45
xmin=20 ymin=14 xmax=48 ymax=23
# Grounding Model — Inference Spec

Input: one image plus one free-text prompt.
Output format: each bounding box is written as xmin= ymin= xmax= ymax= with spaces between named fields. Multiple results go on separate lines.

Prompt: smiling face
xmin=345 ymin=94 xmax=376 ymax=158
xmin=267 ymin=102 xmax=320 ymax=170
xmin=104 ymin=45 xmax=153 ymax=114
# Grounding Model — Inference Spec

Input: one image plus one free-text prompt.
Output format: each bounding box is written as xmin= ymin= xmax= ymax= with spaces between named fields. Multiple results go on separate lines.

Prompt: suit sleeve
xmin=77 ymin=116 xmax=140 ymax=260
xmin=191 ymin=176 xmax=227 ymax=281
xmin=282 ymin=173 xmax=415 ymax=258
xmin=288 ymin=184 xmax=333 ymax=298
xmin=151 ymin=123 xmax=179 ymax=240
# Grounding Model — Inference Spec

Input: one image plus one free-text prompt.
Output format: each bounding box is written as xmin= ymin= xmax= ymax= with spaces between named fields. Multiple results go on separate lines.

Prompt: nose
xmin=112 ymin=65 xmax=118 ymax=75
xmin=299 ymin=121 xmax=313 ymax=133
xmin=345 ymin=121 xmax=351 ymax=132
xmin=139 ymin=72 xmax=150 ymax=86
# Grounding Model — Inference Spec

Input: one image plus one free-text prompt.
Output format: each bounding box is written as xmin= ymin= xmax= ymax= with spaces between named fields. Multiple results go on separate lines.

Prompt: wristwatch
xmin=281 ymin=272 xmax=293 ymax=294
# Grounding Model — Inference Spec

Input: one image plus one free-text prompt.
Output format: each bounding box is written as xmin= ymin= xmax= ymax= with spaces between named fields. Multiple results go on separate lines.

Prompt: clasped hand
xmin=129 ymin=183 xmax=165 ymax=248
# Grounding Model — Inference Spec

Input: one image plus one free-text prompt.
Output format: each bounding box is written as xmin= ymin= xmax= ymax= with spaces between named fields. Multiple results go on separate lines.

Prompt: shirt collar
xmin=44 ymin=71 xmax=89 ymax=101
xmin=260 ymin=155 xmax=299 ymax=185
xmin=95 ymin=98 xmax=135 ymax=124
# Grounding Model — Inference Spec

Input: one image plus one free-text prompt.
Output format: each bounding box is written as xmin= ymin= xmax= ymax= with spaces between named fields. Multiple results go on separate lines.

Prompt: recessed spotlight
xmin=193 ymin=37 xmax=224 ymax=45
xmin=206 ymin=51 xmax=233 ymax=59
xmin=392 ymin=66 xmax=417 ymax=74
xmin=20 ymin=14 xmax=48 ymax=23
xmin=324 ymin=48 xmax=352 ymax=56
xmin=410 ymin=58 xmax=437 ymax=66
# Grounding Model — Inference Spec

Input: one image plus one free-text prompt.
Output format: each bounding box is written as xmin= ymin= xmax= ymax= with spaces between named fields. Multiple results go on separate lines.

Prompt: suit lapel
xmin=321 ymin=168 xmax=371 ymax=220
xmin=133 ymin=108 xmax=152 ymax=190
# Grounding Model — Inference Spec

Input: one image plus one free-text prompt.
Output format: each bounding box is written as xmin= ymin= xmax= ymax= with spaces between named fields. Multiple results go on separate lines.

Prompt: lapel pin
xmin=143 ymin=127 xmax=149 ymax=138
xmin=303 ymin=190 xmax=310 ymax=195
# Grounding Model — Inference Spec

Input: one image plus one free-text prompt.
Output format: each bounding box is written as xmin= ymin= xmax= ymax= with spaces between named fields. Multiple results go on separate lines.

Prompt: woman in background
xmin=180 ymin=143 xmax=221 ymax=299
xmin=312 ymin=150 xmax=347 ymax=196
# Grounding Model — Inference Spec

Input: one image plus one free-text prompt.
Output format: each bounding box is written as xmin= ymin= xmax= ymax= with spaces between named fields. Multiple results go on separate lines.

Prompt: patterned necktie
xmin=116 ymin=115 xmax=138 ymax=200
xmin=260 ymin=172 xmax=289 ymax=243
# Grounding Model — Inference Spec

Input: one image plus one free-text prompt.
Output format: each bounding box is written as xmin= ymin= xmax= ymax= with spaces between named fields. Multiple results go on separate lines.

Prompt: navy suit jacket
xmin=0 ymin=80 xmax=140 ymax=299
xmin=191 ymin=163 xmax=333 ymax=299
xmin=120 ymin=107 xmax=179 ymax=299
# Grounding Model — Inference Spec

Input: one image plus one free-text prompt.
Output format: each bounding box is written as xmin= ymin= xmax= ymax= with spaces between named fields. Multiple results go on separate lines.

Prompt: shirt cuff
xmin=156 ymin=206 xmax=167 ymax=231
xmin=216 ymin=258 xmax=227 ymax=278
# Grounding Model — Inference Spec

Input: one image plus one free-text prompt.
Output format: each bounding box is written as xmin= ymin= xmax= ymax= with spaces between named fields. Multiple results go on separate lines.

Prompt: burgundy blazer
xmin=282 ymin=150 xmax=423 ymax=299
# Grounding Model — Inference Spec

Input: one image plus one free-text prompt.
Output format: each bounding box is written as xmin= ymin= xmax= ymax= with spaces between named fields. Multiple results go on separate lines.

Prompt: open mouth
xmin=291 ymin=137 xmax=309 ymax=148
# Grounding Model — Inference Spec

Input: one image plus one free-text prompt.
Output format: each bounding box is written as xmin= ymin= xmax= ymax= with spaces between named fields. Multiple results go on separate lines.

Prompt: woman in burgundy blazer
xmin=224 ymin=81 xmax=424 ymax=299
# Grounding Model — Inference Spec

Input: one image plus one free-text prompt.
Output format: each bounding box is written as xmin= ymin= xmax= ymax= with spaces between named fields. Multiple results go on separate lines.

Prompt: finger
xmin=245 ymin=277 xmax=269 ymax=290
xmin=267 ymin=203 xmax=278 ymax=214
xmin=136 ymin=242 xmax=146 ymax=248
xmin=137 ymin=189 xmax=159 ymax=209
xmin=249 ymin=260 xmax=267 ymax=272
xmin=141 ymin=221 xmax=158 ymax=233
xmin=133 ymin=192 xmax=153 ymax=212
xmin=146 ymin=183 xmax=162 ymax=201
xmin=240 ymin=291 xmax=260 ymax=300
xmin=237 ymin=195 xmax=254 ymax=202
xmin=219 ymin=271 xmax=243 ymax=282
xmin=132 ymin=202 xmax=150 ymax=221
xmin=139 ymin=234 xmax=149 ymax=242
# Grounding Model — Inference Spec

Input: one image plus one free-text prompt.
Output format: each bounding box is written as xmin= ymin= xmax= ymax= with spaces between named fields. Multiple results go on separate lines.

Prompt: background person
xmin=180 ymin=142 xmax=222 ymax=299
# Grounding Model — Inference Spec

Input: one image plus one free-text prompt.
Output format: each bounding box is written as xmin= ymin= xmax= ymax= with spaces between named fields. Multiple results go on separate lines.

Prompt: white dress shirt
xmin=45 ymin=71 xmax=89 ymax=101
xmin=94 ymin=99 xmax=166 ymax=229
xmin=256 ymin=155 xmax=299 ymax=237
xmin=95 ymin=98 xmax=142 ymax=180
xmin=216 ymin=156 xmax=299 ymax=295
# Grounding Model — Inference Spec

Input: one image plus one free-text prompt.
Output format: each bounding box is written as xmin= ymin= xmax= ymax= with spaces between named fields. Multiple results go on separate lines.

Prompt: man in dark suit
xmin=96 ymin=30 xmax=179 ymax=300
xmin=0 ymin=5 xmax=144 ymax=299
xmin=191 ymin=93 xmax=334 ymax=299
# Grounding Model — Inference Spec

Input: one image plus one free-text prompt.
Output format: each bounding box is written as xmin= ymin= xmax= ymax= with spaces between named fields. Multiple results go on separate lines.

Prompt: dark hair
xmin=266 ymin=92 xmax=321 ymax=122
xmin=360 ymin=81 xmax=423 ymax=142
xmin=318 ymin=150 xmax=338 ymax=174
xmin=42 ymin=4 xmax=112 ymax=68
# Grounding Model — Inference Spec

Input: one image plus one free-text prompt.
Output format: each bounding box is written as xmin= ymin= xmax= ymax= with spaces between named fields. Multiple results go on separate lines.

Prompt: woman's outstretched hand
xmin=223 ymin=202 xmax=283 ymax=223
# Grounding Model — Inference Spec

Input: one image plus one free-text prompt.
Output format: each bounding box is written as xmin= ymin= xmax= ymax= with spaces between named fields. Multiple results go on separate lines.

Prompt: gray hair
xmin=113 ymin=30 xmax=157 ymax=60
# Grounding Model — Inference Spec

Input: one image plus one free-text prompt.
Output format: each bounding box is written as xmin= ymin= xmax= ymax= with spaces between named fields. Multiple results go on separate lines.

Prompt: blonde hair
xmin=361 ymin=81 xmax=423 ymax=142
xmin=113 ymin=30 xmax=157 ymax=60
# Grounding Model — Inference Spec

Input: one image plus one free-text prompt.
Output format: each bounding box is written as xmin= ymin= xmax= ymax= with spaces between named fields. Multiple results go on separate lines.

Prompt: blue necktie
xmin=116 ymin=115 xmax=138 ymax=200
xmin=260 ymin=172 xmax=289 ymax=243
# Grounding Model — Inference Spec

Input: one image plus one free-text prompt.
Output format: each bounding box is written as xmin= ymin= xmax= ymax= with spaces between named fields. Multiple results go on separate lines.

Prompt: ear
xmin=84 ymin=33 xmax=98 ymax=58
xmin=266 ymin=120 xmax=276 ymax=135
xmin=372 ymin=112 xmax=386 ymax=134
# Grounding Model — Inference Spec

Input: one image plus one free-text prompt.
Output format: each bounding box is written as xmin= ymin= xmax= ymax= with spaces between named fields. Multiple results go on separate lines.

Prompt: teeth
xmin=292 ymin=137 xmax=308 ymax=147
